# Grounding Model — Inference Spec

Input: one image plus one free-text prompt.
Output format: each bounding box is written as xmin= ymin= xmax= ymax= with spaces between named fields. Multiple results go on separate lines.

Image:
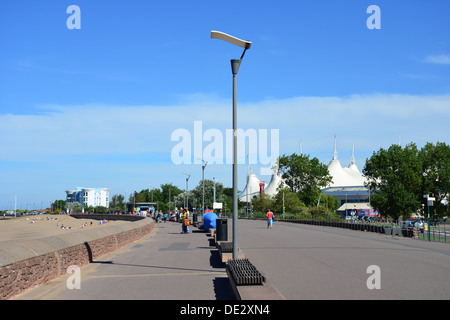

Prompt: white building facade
xmin=66 ymin=187 xmax=110 ymax=208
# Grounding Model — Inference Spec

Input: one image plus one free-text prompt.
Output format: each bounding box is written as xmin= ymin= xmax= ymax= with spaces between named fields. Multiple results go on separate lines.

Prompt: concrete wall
xmin=0 ymin=218 xmax=154 ymax=300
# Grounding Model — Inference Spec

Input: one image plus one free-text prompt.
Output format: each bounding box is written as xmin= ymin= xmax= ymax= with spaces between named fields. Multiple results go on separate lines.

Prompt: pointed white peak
xmin=271 ymin=161 xmax=278 ymax=175
xmin=350 ymin=143 xmax=356 ymax=166
xmin=333 ymin=135 xmax=338 ymax=160
xmin=348 ymin=143 xmax=360 ymax=173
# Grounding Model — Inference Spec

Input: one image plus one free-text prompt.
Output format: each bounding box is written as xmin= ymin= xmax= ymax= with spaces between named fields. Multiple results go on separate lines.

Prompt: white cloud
xmin=423 ymin=54 xmax=450 ymax=65
xmin=1 ymin=93 xmax=449 ymax=162
xmin=1 ymin=93 xmax=449 ymax=204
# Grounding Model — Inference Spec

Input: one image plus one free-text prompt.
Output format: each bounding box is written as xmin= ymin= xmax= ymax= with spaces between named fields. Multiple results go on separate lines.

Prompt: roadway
xmin=14 ymin=218 xmax=450 ymax=300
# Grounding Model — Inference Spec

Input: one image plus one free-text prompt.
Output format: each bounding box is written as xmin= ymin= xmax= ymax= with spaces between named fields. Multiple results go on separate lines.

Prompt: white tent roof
xmin=239 ymin=137 xmax=366 ymax=201
xmin=239 ymin=161 xmax=285 ymax=202
xmin=239 ymin=165 xmax=266 ymax=203
xmin=327 ymin=137 xmax=366 ymax=187
xmin=264 ymin=165 xmax=283 ymax=197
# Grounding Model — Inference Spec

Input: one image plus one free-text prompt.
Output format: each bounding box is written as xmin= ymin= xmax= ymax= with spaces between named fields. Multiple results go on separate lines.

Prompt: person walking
xmin=267 ymin=209 xmax=274 ymax=229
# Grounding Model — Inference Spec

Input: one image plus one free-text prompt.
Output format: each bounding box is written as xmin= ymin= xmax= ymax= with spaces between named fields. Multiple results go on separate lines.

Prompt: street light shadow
xmin=90 ymin=260 xmax=225 ymax=274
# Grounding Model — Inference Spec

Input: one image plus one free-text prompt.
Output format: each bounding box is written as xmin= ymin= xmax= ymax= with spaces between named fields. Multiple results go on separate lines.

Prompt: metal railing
xmin=240 ymin=213 xmax=450 ymax=243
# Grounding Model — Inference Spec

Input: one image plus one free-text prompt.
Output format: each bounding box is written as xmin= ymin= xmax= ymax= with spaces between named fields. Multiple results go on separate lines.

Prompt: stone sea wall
xmin=0 ymin=217 xmax=155 ymax=299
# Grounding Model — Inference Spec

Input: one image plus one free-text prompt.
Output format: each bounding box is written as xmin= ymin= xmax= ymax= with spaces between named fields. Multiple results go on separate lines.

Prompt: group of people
xmin=155 ymin=207 xmax=273 ymax=233
xmin=149 ymin=207 xmax=190 ymax=233
xmin=180 ymin=208 xmax=273 ymax=232
xmin=154 ymin=210 xmax=168 ymax=223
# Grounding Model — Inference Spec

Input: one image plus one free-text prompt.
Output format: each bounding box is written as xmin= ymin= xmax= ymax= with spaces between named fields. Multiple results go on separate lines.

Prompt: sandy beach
xmin=0 ymin=214 xmax=129 ymax=243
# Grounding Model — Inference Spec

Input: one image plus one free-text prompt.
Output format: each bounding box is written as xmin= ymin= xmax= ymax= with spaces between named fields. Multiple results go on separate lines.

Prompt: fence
xmin=416 ymin=221 xmax=449 ymax=242
xmin=240 ymin=212 xmax=450 ymax=243
xmin=368 ymin=218 xmax=449 ymax=243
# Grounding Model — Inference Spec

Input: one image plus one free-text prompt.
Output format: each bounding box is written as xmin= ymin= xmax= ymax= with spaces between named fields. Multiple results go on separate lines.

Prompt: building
xmin=125 ymin=202 xmax=156 ymax=215
xmin=65 ymin=187 xmax=110 ymax=208
xmin=238 ymin=136 xmax=376 ymax=216
xmin=238 ymin=163 xmax=283 ymax=203
xmin=321 ymin=137 xmax=369 ymax=203
xmin=326 ymin=139 xmax=366 ymax=187
xmin=265 ymin=163 xmax=283 ymax=197
xmin=321 ymin=136 xmax=377 ymax=216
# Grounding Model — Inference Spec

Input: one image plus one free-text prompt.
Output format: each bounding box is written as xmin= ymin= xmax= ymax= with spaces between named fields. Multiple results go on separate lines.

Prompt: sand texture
xmin=0 ymin=214 xmax=128 ymax=243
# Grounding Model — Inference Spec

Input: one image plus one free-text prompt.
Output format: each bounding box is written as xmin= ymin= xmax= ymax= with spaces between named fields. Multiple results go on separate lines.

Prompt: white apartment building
xmin=66 ymin=187 xmax=110 ymax=208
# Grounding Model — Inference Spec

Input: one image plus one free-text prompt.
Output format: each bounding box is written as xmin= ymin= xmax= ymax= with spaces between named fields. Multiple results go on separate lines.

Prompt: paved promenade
xmin=14 ymin=218 xmax=450 ymax=300
xmin=238 ymin=219 xmax=450 ymax=300
xmin=15 ymin=219 xmax=235 ymax=300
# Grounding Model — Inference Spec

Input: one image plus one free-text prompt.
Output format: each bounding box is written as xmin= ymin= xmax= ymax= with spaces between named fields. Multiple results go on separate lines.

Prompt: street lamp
xmin=198 ymin=158 xmax=208 ymax=217
xmin=182 ymin=173 xmax=191 ymax=209
xmin=211 ymin=30 xmax=252 ymax=260
xmin=149 ymin=185 xmax=155 ymax=203
xmin=424 ymin=193 xmax=435 ymax=242
xmin=168 ymin=182 xmax=172 ymax=213
xmin=213 ymin=177 xmax=216 ymax=204
xmin=149 ymin=185 xmax=156 ymax=215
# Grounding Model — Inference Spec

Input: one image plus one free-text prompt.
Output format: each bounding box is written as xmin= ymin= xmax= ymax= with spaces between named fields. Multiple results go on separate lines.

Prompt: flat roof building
xmin=66 ymin=187 xmax=110 ymax=208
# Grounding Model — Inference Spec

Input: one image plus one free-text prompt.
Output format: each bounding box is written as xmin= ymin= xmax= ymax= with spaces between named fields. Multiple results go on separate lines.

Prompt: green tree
xmin=174 ymin=190 xmax=194 ymax=210
xmin=192 ymin=179 xmax=226 ymax=210
xmin=94 ymin=206 xmax=108 ymax=213
xmin=273 ymin=188 xmax=306 ymax=213
xmin=419 ymin=141 xmax=450 ymax=218
xmin=130 ymin=184 xmax=184 ymax=212
xmin=222 ymin=187 xmax=234 ymax=215
xmin=130 ymin=188 xmax=160 ymax=203
xmin=278 ymin=153 xmax=332 ymax=206
xmin=252 ymin=194 xmax=275 ymax=214
xmin=67 ymin=201 xmax=82 ymax=213
xmin=316 ymin=193 xmax=340 ymax=213
xmin=160 ymin=183 xmax=183 ymax=206
xmin=110 ymin=194 xmax=125 ymax=211
xmin=223 ymin=187 xmax=233 ymax=198
xmin=363 ymin=143 xmax=422 ymax=220
xmin=52 ymin=200 xmax=66 ymax=212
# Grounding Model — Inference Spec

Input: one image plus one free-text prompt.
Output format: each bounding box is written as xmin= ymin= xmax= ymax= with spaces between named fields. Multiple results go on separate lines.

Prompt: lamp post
xmin=149 ymin=185 xmax=156 ymax=216
xmin=198 ymin=158 xmax=208 ymax=217
xmin=168 ymin=182 xmax=172 ymax=213
xmin=211 ymin=30 xmax=251 ymax=260
xmin=182 ymin=173 xmax=191 ymax=209
xmin=149 ymin=185 xmax=156 ymax=203
xmin=213 ymin=177 xmax=217 ymax=204
xmin=424 ymin=194 xmax=435 ymax=242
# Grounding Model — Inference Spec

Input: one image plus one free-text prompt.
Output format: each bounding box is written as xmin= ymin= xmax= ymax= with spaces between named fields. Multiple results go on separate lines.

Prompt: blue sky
xmin=1 ymin=0 xmax=449 ymax=209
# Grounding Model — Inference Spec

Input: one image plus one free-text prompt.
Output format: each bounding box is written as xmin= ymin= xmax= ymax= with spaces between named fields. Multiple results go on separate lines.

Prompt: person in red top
xmin=267 ymin=210 xmax=274 ymax=229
